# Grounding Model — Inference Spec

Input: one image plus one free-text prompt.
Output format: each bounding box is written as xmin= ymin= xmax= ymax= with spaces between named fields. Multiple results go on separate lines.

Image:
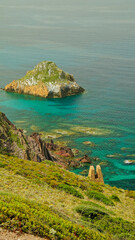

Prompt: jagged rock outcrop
xmin=77 ymin=154 xmax=91 ymax=163
xmin=0 ymin=112 xmax=94 ymax=168
xmin=55 ymin=147 xmax=74 ymax=158
xmin=88 ymin=165 xmax=104 ymax=183
xmin=4 ymin=61 xmax=85 ymax=98
xmin=0 ymin=112 xmax=55 ymax=162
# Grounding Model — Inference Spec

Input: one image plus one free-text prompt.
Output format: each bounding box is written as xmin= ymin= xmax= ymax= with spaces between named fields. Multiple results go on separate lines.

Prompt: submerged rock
xmin=107 ymin=153 xmax=123 ymax=159
xmin=124 ymin=160 xmax=135 ymax=165
xmin=4 ymin=61 xmax=85 ymax=98
xmin=77 ymin=155 xmax=91 ymax=163
xmin=83 ymin=141 xmax=96 ymax=147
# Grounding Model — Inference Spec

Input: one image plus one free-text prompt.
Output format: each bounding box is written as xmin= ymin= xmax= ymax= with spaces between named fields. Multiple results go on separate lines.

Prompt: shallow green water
xmin=0 ymin=0 xmax=135 ymax=190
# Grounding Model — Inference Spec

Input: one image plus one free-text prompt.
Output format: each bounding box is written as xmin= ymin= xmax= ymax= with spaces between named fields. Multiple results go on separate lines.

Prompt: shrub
xmin=94 ymin=216 xmax=135 ymax=238
xmin=58 ymin=184 xmax=84 ymax=199
xmin=86 ymin=190 xmax=114 ymax=206
xmin=80 ymin=201 xmax=115 ymax=215
xmin=110 ymin=194 xmax=121 ymax=202
xmin=76 ymin=205 xmax=108 ymax=220
xmin=88 ymin=181 xmax=103 ymax=192
xmin=126 ymin=190 xmax=135 ymax=199
xmin=0 ymin=162 xmax=7 ymax=168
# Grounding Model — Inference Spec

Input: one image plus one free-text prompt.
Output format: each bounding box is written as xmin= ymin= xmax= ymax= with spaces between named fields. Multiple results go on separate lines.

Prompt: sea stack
xmin=4 ymin=61 xmax=85 ymax=98
xmin=88 ymin=165 xmax=104 ymax=184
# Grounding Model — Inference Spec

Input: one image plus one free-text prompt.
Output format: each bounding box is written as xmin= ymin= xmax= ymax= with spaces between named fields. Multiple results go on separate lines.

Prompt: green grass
xmin=86 ymin=190 xmax=114 ymax=206
xmin=110 ymin=194 xmax=121 ymax=202
xmin=0 ymin=153 xmax=135 ymax=240
xmin=75 ymin=205 xmax=108 ymax=220
xmin=75 ymin=204 xmax=135 ymax=240
xmin=58 ymin=184 xmax=84 ymax=199
xmin=0 ymin=192 xmax=104 ymax=240
xmin=80 ymin=201 xmax=115 ymax=215
xmin=126 ymin=190 xmax=135 ymax=199
xmin=0 ymin=154 xmax=103 ymax=196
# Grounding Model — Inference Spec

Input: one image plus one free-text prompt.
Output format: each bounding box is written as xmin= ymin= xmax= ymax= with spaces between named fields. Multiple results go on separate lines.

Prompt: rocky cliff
xmin=4 ymin=61 xmax=85 ymax=98
xmin=0 ymin=112 xmax=55 ymax=162
xmin=0 ymin=112 xmax=91 ymax=167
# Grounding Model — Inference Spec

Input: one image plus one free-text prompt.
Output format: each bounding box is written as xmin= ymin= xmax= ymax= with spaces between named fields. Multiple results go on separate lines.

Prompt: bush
xmin=86 ymin=190 xmax=114 ymax=206
xmin=88 ymin=181 xmax=103 ymax=192
xmin=110 ymin=194 xmax=121 ymax=202
xmin=76 ymin=205 xmax=108 ymax=220
xmin=58 ymin=184 xmax=84 ymax=199
xmin=113 ymin=232 xmax=135 ymax=240
xmin=94 ymin=216 xmax=135 ymax=238
xmin=80 ymin=201 xmax=115 ymax=215
xmin=0 ymin=162 xmax=7 ymax=168
xmin=126 ymin=191 xmax=135 ymax=199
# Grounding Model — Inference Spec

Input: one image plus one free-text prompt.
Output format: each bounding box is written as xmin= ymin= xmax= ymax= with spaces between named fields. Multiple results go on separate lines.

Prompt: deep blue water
xmin=0 ymin=0 xmax=135 ymax=190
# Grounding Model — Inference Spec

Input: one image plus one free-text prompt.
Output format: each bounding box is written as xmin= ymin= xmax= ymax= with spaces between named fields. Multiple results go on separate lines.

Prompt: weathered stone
xmin=88 ymin=165 xmax=104 ymax=183
xmin=77 ymin=155 xmax=91 ymax=163
xmin=0 ymin=112 xmax=56 ymax=162
xmin=55 ymin=147 xmax=74 ymax=157
xmin=88 ymin=165 xmax=95 ymax=180
xmin=4 ymin=61 xmax=85 ymax=98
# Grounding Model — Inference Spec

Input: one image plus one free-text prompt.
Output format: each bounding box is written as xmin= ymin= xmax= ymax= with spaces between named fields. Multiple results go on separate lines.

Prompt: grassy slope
xmin=0 ymin=154 xmax=135 ymax=240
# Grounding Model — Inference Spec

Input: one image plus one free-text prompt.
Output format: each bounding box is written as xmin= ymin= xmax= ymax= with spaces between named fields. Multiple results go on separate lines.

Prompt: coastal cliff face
xmin=4 ymin=61 xmax=84 ymax=98
xmin=0 ymin=112 xmax=91 ymax=167
xmin=0 ymin=112 xmax=55 ymax=162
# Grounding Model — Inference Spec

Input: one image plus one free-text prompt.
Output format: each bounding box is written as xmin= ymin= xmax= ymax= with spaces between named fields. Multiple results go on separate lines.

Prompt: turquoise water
xmin=0 ymin=0 xmax=135 ymax=190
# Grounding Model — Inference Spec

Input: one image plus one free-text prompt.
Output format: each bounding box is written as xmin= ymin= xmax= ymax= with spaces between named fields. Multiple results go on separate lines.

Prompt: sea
xmin=0 ymin=0 xmax=135 ymax=190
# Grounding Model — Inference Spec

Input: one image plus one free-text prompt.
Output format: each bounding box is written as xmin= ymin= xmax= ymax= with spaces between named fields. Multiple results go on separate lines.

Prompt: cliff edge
xmin=0 ymin=112 xmax=55 ymax=162
xmin=4 ymin=61 xmax=85 ymax=98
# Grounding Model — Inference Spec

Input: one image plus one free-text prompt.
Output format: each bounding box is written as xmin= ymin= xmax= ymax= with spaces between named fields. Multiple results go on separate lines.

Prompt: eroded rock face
xmin=0 ymin=112 xmax=94 ymax=168
xmin=5 ymin=61 xmax=85 ymax=98
xmin=88 ymin=165 xmax=104 ymax=184
xmin=0 ymin=112 xmax=55 ymax=162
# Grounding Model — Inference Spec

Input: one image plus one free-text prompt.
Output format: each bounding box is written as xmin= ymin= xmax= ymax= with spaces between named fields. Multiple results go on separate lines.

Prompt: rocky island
xmin=4 ymin=61 xmax=85 ymax=98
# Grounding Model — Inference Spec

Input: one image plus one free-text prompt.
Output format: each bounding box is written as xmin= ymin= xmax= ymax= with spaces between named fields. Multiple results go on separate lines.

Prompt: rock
xmin=0 ymin=112 xmax=56 ymax=162
xmin=100 ymin=161 xmax=108 ymax=166
xmin=46 ymin=141 xmax=58 ymax=151
xmin=127 ymin=154 xmax=135 ymax=157
xmin=80 ymin=169 xmax=88 ymax=175
xmin=121 ymin=147 xmax=130 ymax=152
xmin=55 ymin=147 xmax=74 ymax=158
xmin=83 ymin=141 xmax=96 ymax=147
xmin=77 ymin=154 xmax=91 ymax=163
xmin=93 ymin=157 xmax=99 ymax=161
xmin=107 ymin=153 xmax=123 ymax=159
xmin=124 ymin=160 xmax=135 ymax=165
xmin=71 ymin=126 xmax=111 ymax=136
xmin=4 ymin=61 xmax=85 ymax=98
xmin=72 ymin=148 xmax=80 ymax=155
xmin=88 ymin=165 xmax=104 ymax=184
